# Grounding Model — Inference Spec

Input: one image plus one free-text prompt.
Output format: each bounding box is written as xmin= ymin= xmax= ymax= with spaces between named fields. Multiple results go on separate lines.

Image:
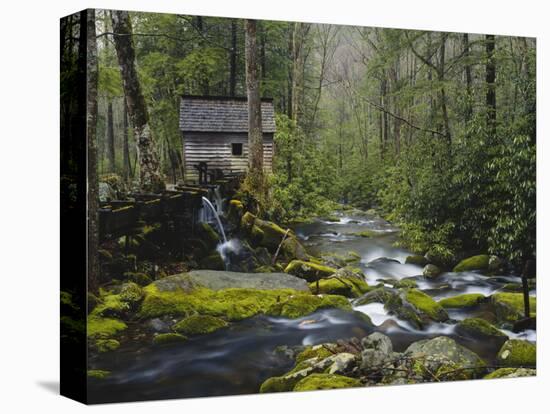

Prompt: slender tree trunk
xmin=86 ymin=9 xmax=100 ymax=293
xmin=438 ymin=35 xmax=451 ymax=145
xmin=245 ymin=19 xmax=264 ymax=188
xmin=106 ymin=100 xmax=115 ymax=172
xmin=486 ymin=34 xmax=497 ymax=138
xmin=229 ymin=19 xmax=237 ymax=97
xmin=111 ymin=10 xmax=164 ymax=193
xmin=291 ymin=22 xmax=309 ymax=124
xmin=122 ymin=99 xmax=131 ymax=181
xmin=462 ymin=33 xmax=473 ymax=120
xmin=287 ymin=24 xmax=293 ymax=119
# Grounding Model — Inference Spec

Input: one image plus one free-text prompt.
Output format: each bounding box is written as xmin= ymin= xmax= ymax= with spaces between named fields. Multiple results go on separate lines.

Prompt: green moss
xmin=284 ymin=260 xmax=336 ymax=282
xmin=308 ymin=277 xmax=370 ymax=298
xmin=456 ymin=318 xmax=507 ymax=337
xmin=405 ymin=289 xmax=448 ymax=322
xmin=347 ymin=251 xmax=362 ymax=262
xmin=405 ymin=255 xmax=428 ymax=266
xmin=438 ymin=293 xmax=486 ymax=309
xmin=260 ymin=376 xmax=292 ymax=393
xmin=491 ymin=292 xmax=536 ymax=323
xmin=119 ymin=282 xmax=143 ymax=304
xmin=296 ymin=345 xmax=334 ymax=364
xmin=392 ymin=278 xmax=418 ymax=289
xmin=87 ymin=370 xmax=111 ymax=379
xmin=123 ymin=272 xmax=152 ymax=286
xmin=267 ymin=294 xmax=351 ymax=319
xmin=250 ymin=225 xmax=265 ymax=246
xmin=152 ymin=333 xmax=188 ymax=345
xmin=241 ymin=211 xmax=256 ymax=231
xmin=453 ymin=254 xmax=490 ymax=272
xmin=354 ymin=230 xmax=378 ymax=238
xmin=293 ymin=373 xmax=361 ymax=391
xmin=92 ymin=293 xmax=129 ymax=318
xmin=484 ymin=367 xmax=536 ymax=379
xmin=95 ymin=338 xmax=120 ymax=353
xmin=320 ymin=215 xmax=340 ymax=222
xmin=199 ymin=222 xmax=222 ymax=248
xmin=173 ymin=315 xmax=228 ymax=335
xmin=87 ymin=316 xmax=127 ymax=338
xmin=497 ymin=339 xmax=536 ymax=367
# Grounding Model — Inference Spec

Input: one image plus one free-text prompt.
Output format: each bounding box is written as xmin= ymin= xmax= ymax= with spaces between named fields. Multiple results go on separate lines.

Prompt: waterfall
xmin=201 ymin=196 xmax=228 ymax=243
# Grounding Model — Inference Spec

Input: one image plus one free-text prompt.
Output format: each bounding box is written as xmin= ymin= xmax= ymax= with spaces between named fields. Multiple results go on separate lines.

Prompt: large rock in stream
xmin=186 ymin=270 xmax=310 ymax=291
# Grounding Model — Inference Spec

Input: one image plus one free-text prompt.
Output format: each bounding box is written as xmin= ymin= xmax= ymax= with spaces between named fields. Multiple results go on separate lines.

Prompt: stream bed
xmin=88 ymin=210 xmax=536 ymax=403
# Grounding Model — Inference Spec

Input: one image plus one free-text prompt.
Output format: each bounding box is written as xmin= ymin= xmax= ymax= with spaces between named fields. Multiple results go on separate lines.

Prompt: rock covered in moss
xmin=296 ymin=344 xmax=336 ymax=364
xmin=403 ymin=289 xmax=449 ymax=323
xmin=119 ymin=282 xmax=143 ymax=304
xmin=353 ymin=287 xmax=396 ymax=306
xmin=87 ymin=316 xmax=127 ymax=338
xmin=455 ymin=318 xmax=507 ymax=339
xmin=87 ymin=370 xmax=111 ymax=379
xmin=491 ymin=292 xmax=536 ymax=323
xmin=285 ymin=260 xmax=336 ymax=282
xmin=438 ymin=293 xmax=486 ymax=308
xmin=293 ymin=373 xmax=362 ymax=391
xmin=484 ymin=367 xmax=536 ymax=379
xmin=423 ymin=264 xmax=442 ymax=279
xmin=152 ymin=333 xmax=188 ymax=346
xmin=497 ymin=339 xmax=536 ymax=367
xmin=327 ymin=353 xmax=357 ymax=375
xmin=453 ymin=254 xmax=490 ymax=273
xmin=173 ymin=315 xmax=228 ymax=336
xmin=309 ymin=274 xmax=369 ymax=298
xmin=95 ymin=338 xmax=120 ymax=353
xmin=227 ymin=199 xmax=244 ymax=226
xmin=268 ymin=294 xmax=351 ymax=319
xmin=405 ymin=255 xmax=428 ymax=267
xmin=405 ymin=336 xmax=485 ymax=380
xmin=198 ymin=222 xmax=222 ymax=250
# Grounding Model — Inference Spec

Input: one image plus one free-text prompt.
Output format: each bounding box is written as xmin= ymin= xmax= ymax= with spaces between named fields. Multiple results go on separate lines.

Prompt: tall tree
xmin=486 ymin=34 xmax=497 ymax=138
xmin=106 ymin=101 xmax=115 ymax=171
xmin=122 ymin=100 xmax=131 ymax=181
xmin=229 ymin=19 xmax=237 ymax=97
xmin=245 ymin=19 xmax=264 ymax=188
xmin=86 ymin=9 xmax=100 ymax=293
xmin=111 ymin=10 xmax=165 ymax=193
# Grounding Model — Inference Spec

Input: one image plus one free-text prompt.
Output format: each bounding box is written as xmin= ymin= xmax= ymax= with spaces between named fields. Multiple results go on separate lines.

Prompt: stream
xmin=88 ymin=209 xmax=536 ymax=404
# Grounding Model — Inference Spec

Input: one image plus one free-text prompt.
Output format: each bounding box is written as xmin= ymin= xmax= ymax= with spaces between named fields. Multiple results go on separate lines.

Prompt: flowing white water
xmin=201 ymin=196 xmax=227 ymax=243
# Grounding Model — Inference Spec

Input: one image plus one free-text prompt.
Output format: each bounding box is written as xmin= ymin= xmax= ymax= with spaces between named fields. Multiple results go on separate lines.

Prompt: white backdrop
xmin=0 ymin=0 xmax=547 ymax=412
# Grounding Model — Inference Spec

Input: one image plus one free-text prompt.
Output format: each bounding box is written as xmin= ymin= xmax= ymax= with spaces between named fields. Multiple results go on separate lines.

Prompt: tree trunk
xmin=106 ymin=100 xmax=115 ymax=172
xmin=122 ymin=99 xmax=131 ymax=181
xmin=245 ymin=19 xmax=264 ymax=187
xmin=486 ymin=34 xmax=497 ymax=138
xmin=111 ymin=10 xmax=164 ymax=193
xmin=291 ymin=22 xmax=309 ymax=124
xmin=229 ymin=19 xmax=237 ymax=97
xmin=462 ymin=33 xmax=473 ymax=120
xmin=86 ymin=9 xmax=100 ymax=293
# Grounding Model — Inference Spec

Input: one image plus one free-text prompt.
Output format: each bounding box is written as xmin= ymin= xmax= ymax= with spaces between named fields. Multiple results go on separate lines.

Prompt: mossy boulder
xmin=353 ymin=287 xmax=396 ymax=306
xmin=309 ymin=277 xmax=369 ymax=298
xmin=497 ymin=339 xmax=536 ymax=367
xmin=152 ymin=333 xmax=188 ymax=346
xmin=491 ymin=292 xmax=536 ymax=323
xmin=293 ymin=373 xmax=361 ymax=391
xmin=455 ymin=318 xmax=507 ymax=338
xmin=423 ymin=264 xmax=442 ymax=279
xmin=438 ymin=293 xmax=486 ymax=309
xmin=95 ymin=338 xmax=120 ymax=353
xmin=87 ymin=316 xmax=127 ymax=338
xmin=484 ymin=367 xmax=536 ymax=379
xmin=198 ymin=222 xmax=222 ymax=249
xmin=173 ymin=315 xmax=228 ymax=336
xmin=93 ymin=292 xmax=130 ymax=318
xmin=267 ymin=294 xmax=351 ymax=319
xmin=87 ymin=370 xmax=111 ymax=379
xmin=453 ymin=254 xmax=490 ymax=273
xmin=296 ymin=345 xmax=335 ymax=364
xmin=406 ymin=336 xmax=485 ymax=380
xmin=404 ymin=289 xmax=449 ymax=322
xmin=405 ymin=255 xmax=428 ymax=267
xmin=285 ymin=260 xmax=336 ymax=282
xmin=119 ymin=282 xmax=144 ymax=304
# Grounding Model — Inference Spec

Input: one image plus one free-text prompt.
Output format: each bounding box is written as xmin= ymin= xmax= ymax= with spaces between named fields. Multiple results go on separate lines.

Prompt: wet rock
xmin=423 ymin=264 xmax=442 ymax=279
xmin=455 ymin=318 xmax=508 ymax=347
xmin=267 ymin=294 xmax=351 ymax=318
xmin=88 ymin=370 xmax=111 ymax=379
xmin=119 ymin=282 xmax=144 ymax=305
xmin=405 ymin=255 xmax=428 ymax=267
xmin=309 ymin=271 xmax=370 ymax=298
xmin=369 ymin=257 xmax=401 ymax=265
xmin=327 ymin=353 xmax=357 ymax=375
xmin=453 ymin=254 xmax=490 ymax=273
xmin=405 ymin=336 xmax=485 ymax=380
xmin=484 ymin=367 xmax=536 ymax=379
xmin=353 ymin=287 xmax=397 ymax=306
xmin=360 ymin=333 xmax=394 ymax=370
xmin=152 ymin=333 xmax=187 ymax=346
xmin=497 ymin=339 xmax=536 ymax=367
xmin=172 ymin=315 xmax=228 ymax=336
xmin=147 ymin=318 xmax=170 ymax=333
xmin=95 ymin=338 xmax=120 ymax=353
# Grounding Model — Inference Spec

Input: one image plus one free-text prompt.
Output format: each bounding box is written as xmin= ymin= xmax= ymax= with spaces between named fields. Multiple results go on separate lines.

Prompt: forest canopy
xmin=82 ymin=11 xmax=534 ymax=269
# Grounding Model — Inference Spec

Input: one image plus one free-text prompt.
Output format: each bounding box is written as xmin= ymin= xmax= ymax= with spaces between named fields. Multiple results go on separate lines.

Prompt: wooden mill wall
xmin=182 ymin=132 xmax=274 ymax=181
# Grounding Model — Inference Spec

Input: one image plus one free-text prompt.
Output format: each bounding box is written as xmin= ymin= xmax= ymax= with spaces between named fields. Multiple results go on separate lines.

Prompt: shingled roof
xmin=179 ymin=95 xmax=276 ymax=133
